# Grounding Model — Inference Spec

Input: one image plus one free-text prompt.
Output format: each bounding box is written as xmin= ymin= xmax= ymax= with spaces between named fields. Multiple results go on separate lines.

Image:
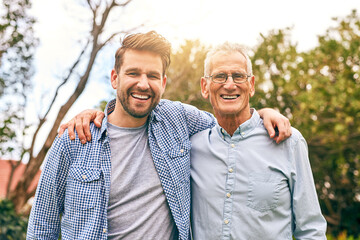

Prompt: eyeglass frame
xmin=204 ymin=72 xmax=252 ymax=84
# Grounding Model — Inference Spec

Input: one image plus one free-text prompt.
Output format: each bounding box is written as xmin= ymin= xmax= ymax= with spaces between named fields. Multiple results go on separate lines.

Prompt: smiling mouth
xmin=221 ymin=95 xmax=239 ymax=100
xmin=131 ymin=93 xmax=150 ymax=100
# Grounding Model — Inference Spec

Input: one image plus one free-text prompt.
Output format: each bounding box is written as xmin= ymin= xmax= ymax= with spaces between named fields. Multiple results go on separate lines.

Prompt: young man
xmin=41 ymin=31 xmax=291 ymax=239
xmin=190 ymin=42 xmax=327 ymax=239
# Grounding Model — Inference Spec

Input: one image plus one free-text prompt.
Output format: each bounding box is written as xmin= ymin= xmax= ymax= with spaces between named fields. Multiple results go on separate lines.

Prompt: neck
xmin=215 ymin=110 xmax=252 ymax=136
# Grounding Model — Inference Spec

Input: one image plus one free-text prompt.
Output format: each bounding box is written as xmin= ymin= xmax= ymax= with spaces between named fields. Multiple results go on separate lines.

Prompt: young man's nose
xmin=137 ymin=74 xmax=150 ymax=89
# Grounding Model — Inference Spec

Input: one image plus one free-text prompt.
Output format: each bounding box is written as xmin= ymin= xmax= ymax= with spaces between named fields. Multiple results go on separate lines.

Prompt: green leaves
xmin=250 ymin=10 xmax=360 ymax=236
xmin=164 ymin=39 xmax=213 ymax=112
xmin=0 ymin=199 xmax=28 ymax=240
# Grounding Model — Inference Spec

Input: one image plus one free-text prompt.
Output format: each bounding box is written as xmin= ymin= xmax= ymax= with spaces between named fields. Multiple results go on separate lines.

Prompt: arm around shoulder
xmin=181 ymin=103 xmax=216 ymax=136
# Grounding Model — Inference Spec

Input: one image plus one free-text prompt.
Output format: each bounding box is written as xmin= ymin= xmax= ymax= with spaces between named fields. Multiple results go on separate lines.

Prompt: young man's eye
xmin=148 ymin=74 xmax=160 ymax=80
xmin=127 ymin=72 xmax=138 ymax=76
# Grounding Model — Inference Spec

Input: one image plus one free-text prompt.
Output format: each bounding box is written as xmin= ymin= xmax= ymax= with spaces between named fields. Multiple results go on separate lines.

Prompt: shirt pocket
xmin=167 ymin=139 xmax=192 ymax=182
xmin=66 ymin=167 xmax=102 ymax=211
xmin=247 ymin=172 xmax=282 ymax=213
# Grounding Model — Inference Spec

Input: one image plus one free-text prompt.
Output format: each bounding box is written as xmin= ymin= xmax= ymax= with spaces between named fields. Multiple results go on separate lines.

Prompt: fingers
xmin=58 ymin=123 xmax=68 ymax=137
xmin=82 ymin=113 xmax=92 ymax=142
xmin=75 ymin=116 xmax=87 ymax=144
xmin=261 ymin=109 xmax=292 ymax=144
xmin=67 ymin=119 xmax=76 ymax=140
xmin=275 ymin=119 xmax=292 ymax=144
xmin=59 ymin=109 xmax=104 ymax=143
xmin=74 ymin=109 xmax=103 ymax=143
xmin=263 ymin=120 xmax=276 ymax=139
xmin=94 ymin=112 xmax=105 ymax=128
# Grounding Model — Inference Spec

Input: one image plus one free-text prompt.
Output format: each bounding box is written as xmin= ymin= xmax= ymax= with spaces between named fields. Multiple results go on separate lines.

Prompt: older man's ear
xmin=200 ymin=77 xmax=210 ymax=99
xmin=249 ymin=75 xmax=255 ymax=97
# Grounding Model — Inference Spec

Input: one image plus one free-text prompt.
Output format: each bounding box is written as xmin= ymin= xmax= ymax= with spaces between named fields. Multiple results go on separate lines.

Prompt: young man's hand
xmin=258 ymin=108 xmax=292 ymax=143
xmin=58 ymin=109 xmax=105 ymax=143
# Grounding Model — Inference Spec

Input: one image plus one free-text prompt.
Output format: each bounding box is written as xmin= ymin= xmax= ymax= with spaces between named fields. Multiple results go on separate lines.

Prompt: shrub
xmin=0 ymin=199 xmax=27 ymax=240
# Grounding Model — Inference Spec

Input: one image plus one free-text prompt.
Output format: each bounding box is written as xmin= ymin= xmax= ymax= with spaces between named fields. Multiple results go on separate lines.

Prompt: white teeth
xmin=222 ymin=95 xmax=238 ymax=99
xmin=132 ymin=94 xmax=150 ymax=99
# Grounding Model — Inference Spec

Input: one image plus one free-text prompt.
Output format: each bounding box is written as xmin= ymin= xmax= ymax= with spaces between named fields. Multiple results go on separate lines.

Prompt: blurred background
xmin=0 ymin=0 xmax=359 ymax=239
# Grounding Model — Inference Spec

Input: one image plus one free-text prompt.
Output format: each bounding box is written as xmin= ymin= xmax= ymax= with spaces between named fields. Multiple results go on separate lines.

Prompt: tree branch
xmin=114 ymin=0 xmax=132 ymax=7
xmin=27 ymin=40 xmax=89 ymax=162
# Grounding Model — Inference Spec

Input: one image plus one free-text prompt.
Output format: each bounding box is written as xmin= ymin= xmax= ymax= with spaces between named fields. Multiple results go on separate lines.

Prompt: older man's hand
xmin=58 ymin=109 xmax=105 ymax=143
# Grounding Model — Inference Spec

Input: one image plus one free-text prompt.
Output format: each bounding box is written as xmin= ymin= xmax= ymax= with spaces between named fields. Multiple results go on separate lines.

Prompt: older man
xmin=190 ymin=42 xmax=327 ymax=239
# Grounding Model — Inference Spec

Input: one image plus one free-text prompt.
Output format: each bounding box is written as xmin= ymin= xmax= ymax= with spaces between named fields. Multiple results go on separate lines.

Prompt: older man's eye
xmin=232 ymin=73 xmax=246 ymax=80
xmin=214 ymin=73 xmax=226 ymax=79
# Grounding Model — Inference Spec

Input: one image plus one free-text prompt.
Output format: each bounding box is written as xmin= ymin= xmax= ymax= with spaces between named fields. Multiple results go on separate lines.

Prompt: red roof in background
xmin=0 ymin=159 xmax=41 ymax=199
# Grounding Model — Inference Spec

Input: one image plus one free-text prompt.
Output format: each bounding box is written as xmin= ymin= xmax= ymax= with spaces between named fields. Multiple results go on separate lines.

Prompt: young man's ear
xmin=200 ymin=77 xmax=209 ymax=99
xmin=160 ymin=75 xmax=167 ymax=94
xmin=111 ymin=69 xmax=118 ymax=89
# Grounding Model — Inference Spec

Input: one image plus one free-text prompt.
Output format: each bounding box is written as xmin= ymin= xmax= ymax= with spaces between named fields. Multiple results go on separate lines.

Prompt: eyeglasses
xmin=205 ymin=72 xmax=252 ymax=84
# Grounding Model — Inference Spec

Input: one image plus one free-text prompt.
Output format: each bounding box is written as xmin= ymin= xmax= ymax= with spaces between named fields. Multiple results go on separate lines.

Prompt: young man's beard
xmin=118 ymin=88 xmax=160 ymax=119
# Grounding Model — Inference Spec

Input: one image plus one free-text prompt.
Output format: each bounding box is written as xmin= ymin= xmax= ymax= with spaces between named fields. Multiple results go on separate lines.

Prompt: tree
xmin=5 ymin=0 xmax=142 ymax=213
xmin=250 ymin=10 xmax=360 ymax=236
xmin=164 ymin=39 xmax=212 ymax=112
xmin=0 ymin=0 xmax=37 ymax=202
xmin=302 ymin=10 xmax=360 ymax=236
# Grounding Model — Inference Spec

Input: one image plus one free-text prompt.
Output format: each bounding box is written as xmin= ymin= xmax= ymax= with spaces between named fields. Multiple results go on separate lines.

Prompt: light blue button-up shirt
xmin=190 ymin=109 xmax=327 ymax=240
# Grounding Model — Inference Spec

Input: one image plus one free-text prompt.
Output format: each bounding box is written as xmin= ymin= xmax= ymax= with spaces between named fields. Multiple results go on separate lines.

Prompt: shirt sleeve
xmin=290 ymin=131 xmax=327 ymax=239
xmin=180 ymin=103 xmax=216 ymax=137
xmin=27 ymin=134 xmax=71 ymax=239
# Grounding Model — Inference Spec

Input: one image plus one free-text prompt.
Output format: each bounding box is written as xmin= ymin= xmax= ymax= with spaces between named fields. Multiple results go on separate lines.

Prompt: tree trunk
xmin=8 ymin=0 xmax=135 ymax=213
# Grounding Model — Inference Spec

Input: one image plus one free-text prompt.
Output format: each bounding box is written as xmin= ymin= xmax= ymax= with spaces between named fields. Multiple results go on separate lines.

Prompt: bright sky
xmin=26 ymin=0 xmax=359 ymax=155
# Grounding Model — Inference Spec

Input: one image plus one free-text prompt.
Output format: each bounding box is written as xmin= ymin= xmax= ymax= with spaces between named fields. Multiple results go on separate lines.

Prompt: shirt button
xmin=221 ymin=129 xmax=225 ymax=133
xmin=231 ymin=144 xmax=235 ymax=148
xmin=180 ymin=149 xmax=184 ymax=153
xmin=229 ymin=168 xmax=233 ymax=173
xmin=82 ymin=175 xmax=87 ymax=180
xmin=224 ymin=219 xmax=229 ymax=224
xmin=103 ymin=228 xmax=107 ymax=233
xmin=226 ymin=193 xmax=231 ymax=198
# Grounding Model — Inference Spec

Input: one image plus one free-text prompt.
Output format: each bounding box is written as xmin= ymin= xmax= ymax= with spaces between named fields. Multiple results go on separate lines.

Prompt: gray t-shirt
xmin=107 ymin=122 xmax=178 ymax=239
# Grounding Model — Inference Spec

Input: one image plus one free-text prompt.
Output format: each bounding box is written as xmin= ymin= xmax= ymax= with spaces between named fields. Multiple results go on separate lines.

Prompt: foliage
xmin=164 ymin=39 xmax=213 ymax=112
xmin=0 ymin=0 xmax=37 ymax=159
xmin=327 ymin=231 xmax=360 ymax=240
xmin=250 ymin=10 xmax=360 ymax=236
xmin=0 ymin=199 xmax=28 ymax=240
xmin=3 ymin=0 xmax=140 ymax=213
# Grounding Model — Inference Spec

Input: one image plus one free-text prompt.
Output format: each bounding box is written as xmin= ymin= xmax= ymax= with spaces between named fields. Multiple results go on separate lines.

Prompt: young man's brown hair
xmin=114 ymin=31 xmax=171 ymax=75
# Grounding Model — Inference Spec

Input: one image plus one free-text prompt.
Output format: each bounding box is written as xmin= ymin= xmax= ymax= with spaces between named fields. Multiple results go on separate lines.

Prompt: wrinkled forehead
xmin=209 ymin=51 xmax=247 ymax=74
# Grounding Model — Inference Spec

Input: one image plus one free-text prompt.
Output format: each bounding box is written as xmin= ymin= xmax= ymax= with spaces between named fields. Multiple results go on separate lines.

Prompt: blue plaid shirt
xmin=27 ymin=99 xmax=215 ymax=240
